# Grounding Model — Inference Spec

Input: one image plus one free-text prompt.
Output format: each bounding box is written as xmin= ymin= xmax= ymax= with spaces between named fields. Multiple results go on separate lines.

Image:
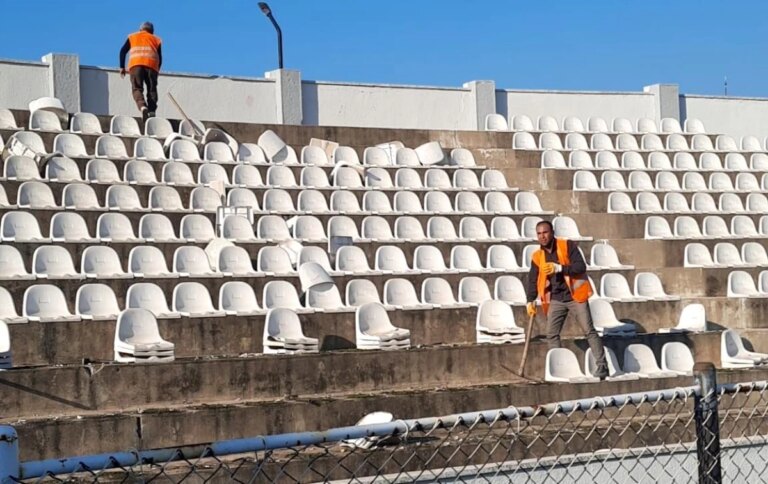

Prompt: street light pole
xmin=258 ymin=2 xmax=283 ymax=69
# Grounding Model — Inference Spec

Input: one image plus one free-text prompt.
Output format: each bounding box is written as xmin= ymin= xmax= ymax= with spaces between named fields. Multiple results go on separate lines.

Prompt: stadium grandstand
xmin=2 ymin=29 xmax=768 ymax=483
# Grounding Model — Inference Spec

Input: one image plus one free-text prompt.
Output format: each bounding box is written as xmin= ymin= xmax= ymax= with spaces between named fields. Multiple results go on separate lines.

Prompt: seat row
xmin=486 ymin=113 xmax=706 ymax=135
xmin=726 ymin=271 xmax=768 ymax=298
xmin=574 ymin=170 xmax=768 ymax=193
xmin=545 ymin=342 xmax=692 ymax=383
xmin=519 ymin=132 xmax=743 ymax=153
xmin=3 ymin=181 xmax=530 ymax=216
xmin=644 ymin=215 xmax=766 ymax=240
xmin=684 ymin=242 xmax=768 ymax=268
xmin=544 ymin=149 xmax=768 ymax=172
xmin=6 ymin=128 xmax=482 ymax=169
xmin=3 ymin=155 xmax=509 ymax=192
xmin=608 ymin=191 xmax=768 ymax=214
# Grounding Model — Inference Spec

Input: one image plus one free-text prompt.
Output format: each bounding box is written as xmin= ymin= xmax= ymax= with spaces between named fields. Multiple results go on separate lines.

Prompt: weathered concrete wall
xmin=681 ymin=94 xmax=768 ymax=139
xmin=0 ymin=59 xmax=49 ymax=110
xmin=496 ymin=89 xmax=656 ymax=127
xmin=302 ymin=81 xmax=475 ymax=130
xmin=79 ymin=66 xmax=278 ymax=123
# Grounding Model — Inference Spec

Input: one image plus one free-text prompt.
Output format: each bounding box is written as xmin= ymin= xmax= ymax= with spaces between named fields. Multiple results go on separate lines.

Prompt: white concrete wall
xmin=0 ymin=59 xmax=50 ymax=110
xmin=681 ymin=95 xmax=768 ymax=139
xmin=302 ymin=81 xmax=475 ymax=130
xmin=497 ymin=90 xmax=656 ymax=128
xmin=79 ymin=66 xmax=278 ymax=123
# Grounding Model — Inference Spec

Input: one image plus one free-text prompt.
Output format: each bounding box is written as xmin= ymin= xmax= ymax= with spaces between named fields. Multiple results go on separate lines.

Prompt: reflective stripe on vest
xmin=127 ymin=31 xmax=161 ymax=71
xmin=533 ymin=238 xmax=593 ymax=315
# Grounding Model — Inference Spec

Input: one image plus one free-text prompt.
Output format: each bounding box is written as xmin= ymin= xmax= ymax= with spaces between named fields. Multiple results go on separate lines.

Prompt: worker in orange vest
xmin=119 ymin=22 xmax=162 ymax=122
xmin=525 ymin=220 xmax=609 ymax=380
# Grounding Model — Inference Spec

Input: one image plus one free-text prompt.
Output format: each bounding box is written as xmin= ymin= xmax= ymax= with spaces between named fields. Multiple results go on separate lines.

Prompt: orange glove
xmin=541 ymin=262 xmax=562 ymax=276
xmin=526 ymin=302 xmax=537 ymax=317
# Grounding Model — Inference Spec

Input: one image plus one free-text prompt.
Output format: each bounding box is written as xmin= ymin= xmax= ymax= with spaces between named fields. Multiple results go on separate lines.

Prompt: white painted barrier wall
xmin=79 ymin=67 xmax=278 ymax=124
xmin=302 ymin=81 xmax=475 ymax=130
xmin=681 ymin=95 xmax=768 ymax=139
xmin=497 ymin=90 xmax=656 ymax=127
xmin=2 ymin=54 xmax=768 ymax=137
xmin=0 ymin=60 xmax=50 ymax=110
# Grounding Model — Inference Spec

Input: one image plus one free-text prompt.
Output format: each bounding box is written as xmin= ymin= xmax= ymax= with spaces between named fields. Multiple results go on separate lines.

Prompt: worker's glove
xmin=541 ymin=262 xmax=562 ymax=276
xmin=526 ymin=302 xmax=537 ymax=317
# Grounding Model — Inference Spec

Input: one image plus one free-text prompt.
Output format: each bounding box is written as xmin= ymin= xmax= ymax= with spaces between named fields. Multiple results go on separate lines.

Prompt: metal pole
xmin=267 ymin=13 xmax=283 ymax=69
xmin=693 ymin=362 xmax=722 ymax=484
xmin=0 ymin=426 xmax=20 ymax=484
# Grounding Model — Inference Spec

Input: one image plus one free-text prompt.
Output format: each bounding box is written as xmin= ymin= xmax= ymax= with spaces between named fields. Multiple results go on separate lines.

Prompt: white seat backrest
xmin=53 ymin=133 xmax=88 ymax=157
xmin=148 ymin=186 xmax=184 ymax=211
xmin=741 ymin=135 xmax=762 ymax=152
xmin=332 ymin=166 xmax=362 ymax=188
xmin=424 ymin=191 xmax=452 ymax=213
xmin=673 ymin=153 xmax=697 ymax=170
xmin=716 ymin=135 xmax=738 ymax=151
xmin=238 ymin=142 xmax=267 ymax=163
xmin=173 ymin=282 xmax=217 ymax=313
xmin=541 ymin=150 xmax=566 ymax=168
xmin=648 ymin=152 xmax=672 ymax=170
xmin=263 ymin=188 xmax=295 ymax=212
xmin=336 ymin=246 xmax=371 ymax=272
xmin=222 ymin=215 xmax=256 ymax=241
xmin=362 ymin=191 xmax=393 ymax=213
xmin=134 ymin=136 xmax=166 ymax=160
xmin=562 ymin=116 xmax=584 ymax=132
xmin=623 ymin=344 xmax=661 ymax=373
xmin=383 ymin=278 xmax=420 ymax=306
xmin=665 ymin=133 xmax=688 ymax=151
xmin=450 ymin=148 xmax=476 ymax=167
xmin=494 ymin=275 xmax=526 ymax=304
xmin=731 ymin=215 xmax=758 ymax=236
xmin=684 ymin=118 xmax=705 ymax=134
xmin=0 ymin=109 xmax=18 ymax=129
xmin=628 ymin=171 xmax=654 ymax=190
xmin=361 ymin=215 xmax=393 ymax=240
xmin=327 ymin=215 xmax=361 ymax=239
xmin=0 ymin=245 xmax=30 ymax=277
xmin=568 ymin=150 xmax=593 ymax=169
xmin=728 ymin=270 xmax=759 ymax=297
xmin=262 ymin=280 xmax=302 ymax=309
xmin=422 ymin=277 xmax=458 ymax=305
xmin=636 ymin=192 xmax=662 ymax=212
xmin=394 ymin=147 xmax=420 ymax=167
xmin=743 ymin=242 xmax=768 ymax=265
xmin=257 ymin=246 xmax=293 ymax=273
xmin=608 ymin=192 xmax=634 ymax=213
xmin=362 ymin=146 xmax=390 ymax=166
xmin=511 ymin=114 xmax=534 ymax=131
xmin=450 ymin=245 xmax=483 ymax=270
xmin=50 ymin=212 xmax=92 ymax=241
xmin=666 ymin=192 xmax=694 ymax=213
xmin=459 ymin=217 xmax=490 ymax=240
xmin=395 ymin=216 xmax=426 ymax=240
xmin=537 ymin=115 xmax=559 ymax=132
xmin=587 ymin=117 xmax=608 ymax=132
xmin=257 ymin=130 xmax=287 ymax=159
xmin=691 ymin=135 xmax=715 ymax=152
xmin=145 ymin=117 xmax=173 ymax=138
xmin=573 ymin=170 xmax=599 ymax=190
xmin=612 ymin=117 xmax=633 ymax=133
xmin=395 ymin=168 xmax=423 ymax=189
xmin=257 ymin=215 xmax=291 ymax=240
xmin=204 ymin=141 xmax=235 ymax=162
xmin=682 ymin=172 xmax=707 ymax=191
xmin=641 ymin=133 xmax=664 ymax=151
xmin=601 ymin=171 xmax=626 ymax=190
xmin=456 ymin=192 xmax=484 ymax=213
xmin=297 ymin=247 xmax=333 ymax=273
xmin=81 ymin=246 xmax=127 ymax=277
xmin=95 ymin=135 xmax=128 ymax=158
xmin=615 ymin=133 xmax=639 ymax=151
xmin=345 ymin=279 xmax=381 ymax=307
xmin=591 ymin=243 xmax=624 ymax=268
xmin=70 ymin=112 xmax=102 ymax=134
xmin=487 ymin=245 xmax=520 ymax=270
xmin=621 ymin=152 xmax=645 ymax=170
xmin=18 ymin=181 xmax=56 ymax=208
xmin=333 ymin=146 xmax=360 ymax=165
xmin=301 ymin=145 xmax=331 ymax=166
xmin=458 ymin=276 xmax=491 ymax=304
xmin=427 ymin=216 xmax=457 ymax=239
xmin=375 ymin=245 xmax=410 ymax=272
xmin=539 ymin=132 xmax=563 ymax=150
xmin=297 ymin=189 xmax=329 ymax=212
xmin=413 ymin=245 xmax=447 ymax=271
xmin=110 ymin=115 xmax=141 ymax=136
xmin=173 ymin=246 xmax=216 ymax=276
xmin=735 ymin=172 xmax=759 ymax=191
xmin=139 ymin=214 xmax=177 ymax=241
xmin=330 ymin=191 xmax=362 ymax=213
xmin=675 ymin=216 xmax=702 ymax=238
xmin=714 ymin=243 xmax=742 ymax=265
xmin=684 ymin=243 xmax=713 ymax=267
xmin=708 ymin=172 xmax=733 ymax=191
xmin=490 ymin=217 xmax=520 ymax=239
xmin=702 ymin=216 xmax=730 ymax=237
xmin=30 ymin=109 xmax=63 ymax=131
xmin=218 ymin=246 xmax=256 ymax=275
xmin=219 ymin=281 xmax=260 ymax=313
xmin=23 ymin=284 xmax=73 ymax=319
xmin=170 ymin=139 xmax=201 ymax=161
xmin=416 ymin=141 xmax=445 ymax=166
xmin=512 ymin=132 xmax=537 ymax=150
xmin=748 ymin=194 xmax=768 ymax=212
xmin=293 ymin=215 xmax=327 ymax=240
xmin=180 ymin=214 xmax=216 ymax=241
xmin=76 ymin=283 xmax=120 ymax=319
xmin=590 ymin=134 xmax=613 ymax=151
xmin=5 ymin=156 xmax=42 ymax=181
xmin=660 ymin=117 xmax=682 ymax=133
xmin=644 ymin=216 xmax=672 ymax=239
xmin=453 ymin=169 xmax=480 ymax=189
xmin=161 ymin=161 xmax=195 ymax=185
xmin=600 ymin=273 xmax=633 ymax=299
xmin=190 ymin=186 xmax=223 ymax=211
xmin=106 ymin=184 xmax=143 ymax=210
xmin=126 ymin=282 xmax=173 ymax=314
xmin=233 ymin=164 xmax=264 ymax=188
xmin=633 ymin=272 xmax=669 ymax=298
xmin=637 ymin=118 xmax=657 ymax=133
xmin=485 ymin=114 xmax=508 ymax=131
xmin=654 ymin=172 xmax=680 ymax=193
xmin=124 ymin=159 xmax=157 ymax=184
xmin=553 ymin=216 xmax=582 ymax=238
xmin=392 ymin=191 xmax=422 ymax=214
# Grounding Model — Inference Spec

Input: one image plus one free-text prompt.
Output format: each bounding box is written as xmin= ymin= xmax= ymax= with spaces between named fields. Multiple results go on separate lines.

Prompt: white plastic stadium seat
xmin=383 ymin=278 xmax=430 ymax=310
xmin=238 ymin=143 xmax=267 ymax=163
xmin=204 ymin=142 xmax=235 ymax=163
xmin=346 ymin=279 xmax=382 ymax=307
xmin=174 ymin=246 xmax=220 ymax=278
xmin=422 ymin=277 xmax=470 ymax=308
xmin=336 ymin=246 xmax=375 ymax=274
xmin=23 ymin=284 xmax=80 ymax=322
xmin=485 ymin=114 xmax=508 ymax=131
xmin=180 ymin=214 xmax=216 ymax=242
xmin=263 ymin=308 xmax=319 ymax=354
xmin=145 ymin=117 xmax=173 ymax=139
xmin=128 ymin=246 xmax=176 ymax=278
xmin=262 ymin=280 xmax=304 ymax=311
xmin=477 ymin=300 xmax=525 ymax=344
xmin=173 ymin=282 xmax=226 ymax=317
xmin=134 ymin=137 xmax=167 ymax=160
xmin=545 ymin=348 xmax=598 ymax=383
xmin=494 ymin=275 xmax=527 ymax=305
xmin=660 ymin=342 xmax=694 ymax=376
xmin=623 ymin=344 xmax=678 ymax=378
xmin=149 ymin=186 xmax=185 ymax=212
xmin=355 ymin=302 xmax=410 ymax=350
xmin=30 ymin=109 xmax=63 ymax=131
xmin=727 ymin=271 xmax=762 ymax=298
xmin=511 ymin=114 xmax=534 ymax=131
xmin=513 ymin=132 xmax=537 ymax=150
xmin=5 ymin=156 xmax=42 ymax=181
xmin=76 ymin=284 xmax=121 ymax=320
xmin=114 ymin=308 xmax=174 ymax=363
xmin=450 ymin=148 xmax=476 ymax=167
xmin=721 ymin=329 xmax=768 ymax=368
xmin=124 ymin=160 xmax=158 ymax=184
xmin=217 ymin=246 xmax=258 ymax=277
xmin=589 ymin=299 xmax=635 ymax=335
xmin=458 ymin=276 xmax=492 ymax=305
xmin=126 ymin=283 xmax=180 ymax=318
xmin=110 ymin=115 xmax=141 ymax=136
xmin=541 ymin=150 xmax=566 ymax=169
xmin=219 ymin=281 xmax=263 ymax=316
xmin=81 ymin=246 xmax=131 ymax=279
xmin=2 ymin=211 xmax=49 ymax=242
xmin=95 ymin=135 xmax=128 ymax=159
xmin=633 ymin=272 xmax=679 ymax=301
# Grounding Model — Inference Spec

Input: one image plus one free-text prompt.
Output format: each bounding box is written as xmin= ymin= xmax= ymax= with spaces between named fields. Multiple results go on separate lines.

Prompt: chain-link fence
xmin=3 ymin=364 xmax=767 ymax=483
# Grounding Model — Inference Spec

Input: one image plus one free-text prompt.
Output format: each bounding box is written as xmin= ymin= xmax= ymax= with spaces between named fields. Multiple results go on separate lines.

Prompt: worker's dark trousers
xmin=130 ymin=66 xmax=159 ymax=112
xmin=547 ymin=299 xmax=607 ymax=368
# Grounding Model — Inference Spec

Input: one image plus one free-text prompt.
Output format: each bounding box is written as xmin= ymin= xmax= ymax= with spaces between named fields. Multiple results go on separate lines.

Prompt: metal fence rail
xmin=2 ymin=364 xmax=767 ymax=483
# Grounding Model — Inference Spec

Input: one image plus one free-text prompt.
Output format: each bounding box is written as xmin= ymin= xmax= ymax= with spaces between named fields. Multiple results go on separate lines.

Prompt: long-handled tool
xmin=517 ymin=312 xmax=537 ymax=378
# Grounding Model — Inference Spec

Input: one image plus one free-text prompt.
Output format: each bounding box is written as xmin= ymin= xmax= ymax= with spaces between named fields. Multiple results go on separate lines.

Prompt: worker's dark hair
xmin=535 ymin=220 xmax=554 ymax=232
xmin=140 ymin=21 xmax=154 ymax=34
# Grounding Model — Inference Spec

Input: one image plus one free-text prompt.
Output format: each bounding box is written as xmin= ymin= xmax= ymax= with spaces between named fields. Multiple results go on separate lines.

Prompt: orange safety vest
xmin=127 ymin=31 xmax=162 ymax=71
xmin=533 ymin=238 xmax=593 ymax=315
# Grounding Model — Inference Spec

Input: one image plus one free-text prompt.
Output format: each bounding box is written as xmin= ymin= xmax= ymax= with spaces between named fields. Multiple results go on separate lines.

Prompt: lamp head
xmin=258 ymin=2 xmax=271 ymax=15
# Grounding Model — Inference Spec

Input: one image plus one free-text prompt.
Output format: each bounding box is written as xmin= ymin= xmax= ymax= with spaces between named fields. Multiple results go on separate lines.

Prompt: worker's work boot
xmin=594 ymin=363 xmax=609 ymax=381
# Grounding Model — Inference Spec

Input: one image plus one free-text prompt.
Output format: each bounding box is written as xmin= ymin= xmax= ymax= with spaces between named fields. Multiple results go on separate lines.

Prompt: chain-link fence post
xmin=0 ymin=425 xmax=20 ymax=484
xmin=694 ymin=362 xmax=721 ymax=484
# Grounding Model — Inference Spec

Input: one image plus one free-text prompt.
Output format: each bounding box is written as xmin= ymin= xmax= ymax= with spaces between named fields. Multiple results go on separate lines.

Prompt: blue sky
xmin=3 ymin=1 xmax=767 ymax=96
